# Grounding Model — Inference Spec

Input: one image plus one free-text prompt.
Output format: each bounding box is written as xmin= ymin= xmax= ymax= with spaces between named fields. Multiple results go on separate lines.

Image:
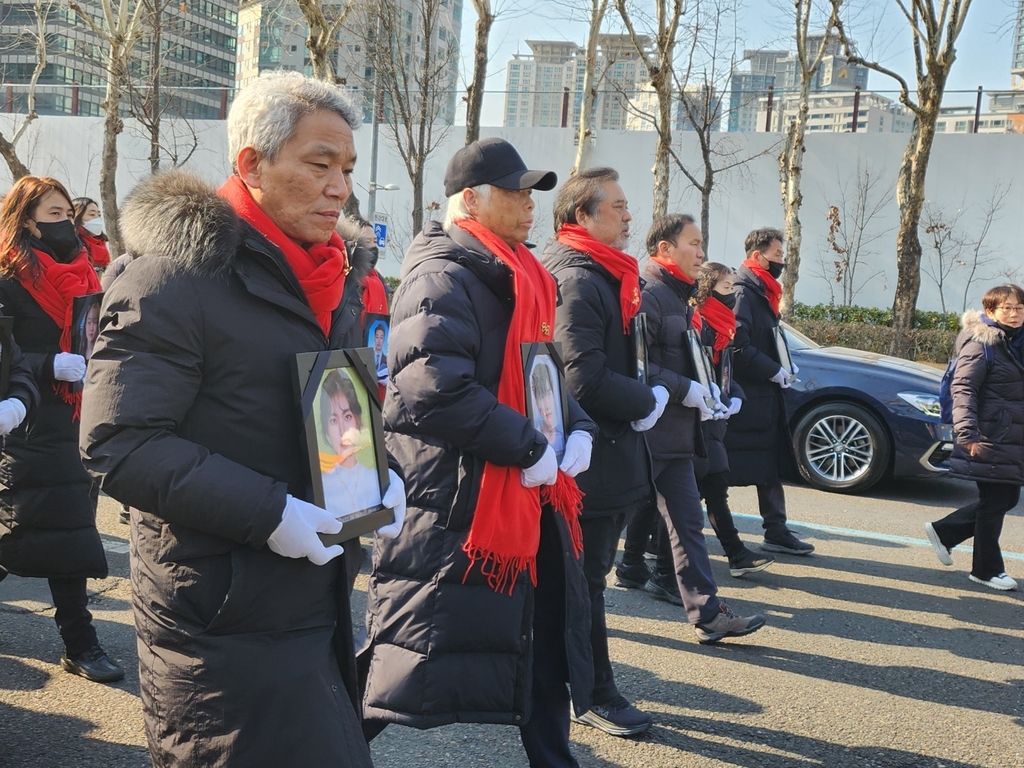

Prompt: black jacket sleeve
xmin=5 ymin=335 xmax=40 ymax=412
xmin=731 ymin=285 xmax=781 ymax=383
xmin=643 ymin=289 xmax=696 ymax=403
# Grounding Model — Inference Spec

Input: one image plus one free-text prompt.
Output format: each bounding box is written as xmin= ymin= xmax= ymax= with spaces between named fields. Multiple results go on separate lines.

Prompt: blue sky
xmin=460 ymin=0 xmax=1019 ymax=125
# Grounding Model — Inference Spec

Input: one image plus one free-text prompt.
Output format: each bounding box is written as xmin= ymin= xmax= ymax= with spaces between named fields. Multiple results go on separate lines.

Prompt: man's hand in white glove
xmin=726 ymin=397 xmax=742 ymax=417
xmin=770 ymin=367 xmax=793 ymax=389
xmin=681 ymin=380 xmax=715 ymax=421
xmin=560 ymin=431 xmax=593 ymax=477
xmin=522 ymin=444 xmax=558 ymax=488
xmin=376 ymin=469 xmax=406 ymax=539
xmin=267 ymin=495 xmax=345 ymax=565
xmin=631 ymin=385 xmax=670 ymax=432
xmin=0 ymin=398 xmax=26 ymax=435
xmin=709 ymin=382 xmax=729 ymax=420
xmin=53 ymin=352 xmax=86 ymax=383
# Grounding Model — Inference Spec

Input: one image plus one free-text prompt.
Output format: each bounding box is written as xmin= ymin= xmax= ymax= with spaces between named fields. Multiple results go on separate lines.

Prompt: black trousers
xmin=754 ymin=481 xmax=790 ymax=538
xmin=580 ymin=513 xmax=625 ymax=706
xmin=47 ymin=577 xmax=97 ymax=658
xmin=520 ymin=510 xmax=578 ymax=768
xmin=700 ymin=472 xmax=747 ymax=561
xmin=931 ymin=481 xmax=1020 ymax=580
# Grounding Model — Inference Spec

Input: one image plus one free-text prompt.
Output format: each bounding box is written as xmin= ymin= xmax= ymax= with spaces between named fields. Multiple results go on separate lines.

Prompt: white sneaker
xmin=924 ymin=523 xmax=953 ymax=567
xmin=968 ymin=573 xmax=1018 ymax=591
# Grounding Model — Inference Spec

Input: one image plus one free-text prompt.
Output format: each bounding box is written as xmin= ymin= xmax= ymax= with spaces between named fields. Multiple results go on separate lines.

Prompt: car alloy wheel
xmin=793 ymin=402 xmax=891 ymax=494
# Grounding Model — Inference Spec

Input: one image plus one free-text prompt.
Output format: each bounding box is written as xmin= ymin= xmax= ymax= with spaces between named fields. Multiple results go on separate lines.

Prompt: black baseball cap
xmin=444 ymin=137 xmax=557 ymax=197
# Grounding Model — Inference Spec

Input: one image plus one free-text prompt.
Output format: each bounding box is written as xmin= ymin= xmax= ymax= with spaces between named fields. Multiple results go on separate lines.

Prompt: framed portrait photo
xmin=70 ymin=291 xmax=103 ymax=393
xmin=364 ymin=313 xmax=390 ymax=387
xmin=717 ymin=347 xmax=733 ymax=405
xmin=774 ymin=326 xmax=796 ymax=383
xmin=685 ymin=329 xmax=717 ymax=410
xmin=295 ymin=347 xmax=393 ymax=544
xmin=0 ymin=316 xmax=12 ymax=399
xmin=631 ymin=313 xmax=649 ymax=384
xmin=522 ymin=342 xmax=570 ymax=463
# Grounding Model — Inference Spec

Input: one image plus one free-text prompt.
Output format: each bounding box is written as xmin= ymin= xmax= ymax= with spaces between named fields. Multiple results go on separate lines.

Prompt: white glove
xmin=376 ymin=469 xmax=406 ymax=539
xmin=631 ymin=385 xmax=670 ymax=432
xmin=726 ymin=397 xmax=742 ymax=417
xmin=522 ymin=444 xmax=558 ymax=488
xmin=770 ymin=367 xmax=793 ymax=389
xmin=709 ymin=382 xmax=729 ymax=420
xmin=681 ymin=380 xmax=715 ymax=421
xmin=0 ymin=398 xmax=26 ymax=435
xmin=559 ymin=431 xmax=593 ymax=477
xmin=53 ymin=352 xmax=87 ymax=382
xmin=267 ymin=495 xmax=345 ymax=565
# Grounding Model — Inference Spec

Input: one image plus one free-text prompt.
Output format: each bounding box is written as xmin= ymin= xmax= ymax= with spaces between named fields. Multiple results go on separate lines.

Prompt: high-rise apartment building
xmin=757 ymin=90 xmax=913 ymax=134
xmin=726 ymin=49 xmax=787 ymax=132
xmin=0 ymin=0 xmax=238 ymax=118
xmin=1013 ymin=0 xmax=1024 ymax=89
xmin=625 ymin=83 xmax=721 ymax=132
xmin=503 ymin=35 xmax=649 ymax=130
xmin=772 ymin=34 xmax=868 ymax=95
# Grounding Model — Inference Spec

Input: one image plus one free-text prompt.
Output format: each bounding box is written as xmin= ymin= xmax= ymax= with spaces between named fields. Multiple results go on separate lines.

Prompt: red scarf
xmin=219 ymin=176 xmax=347 ymax=337
xmin=455 ymin=218 xmax=584 ymax=594
xmin=700 ymin=295 xmax=736 ymax=363
xmin=556 ymin=224 xmax=640 ymax=334
xmin=80 ymin=230 xmax=110 ymax=268
xmin=18 ymin=246 xmax=102 ymax=418
xmin=742 ymin=257 xmax=781 ymax=317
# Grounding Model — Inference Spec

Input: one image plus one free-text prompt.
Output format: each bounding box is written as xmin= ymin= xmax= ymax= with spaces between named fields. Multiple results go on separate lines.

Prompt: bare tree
xmin=464 ymin=0 xmax=495 ymax=144
xmin=815 ymin=162 xmax=893 ymax=305
xmin=959 ymin=180 xmax=1009 ymax=312
xmin=69 ymin=0 xmax=145 ymax=259
xmin=832 ymin=0 xmax=974 ymax=357
xmin=0 ymin=0 xmax=55 ymax=179
xmin=920 ymin=202 xmax=965 ymax=313
xmin=777 ymin=1 xmax=841 ymax=318
xmin=361 ymin=0 xmax=459 ymax=234
xmin=570 ymin=0 xmax=609 ymax=174
xmin=615 ymin=0 xmax=686 ymax=217
xmin=297 ymin=0 xmax=357 ymax=81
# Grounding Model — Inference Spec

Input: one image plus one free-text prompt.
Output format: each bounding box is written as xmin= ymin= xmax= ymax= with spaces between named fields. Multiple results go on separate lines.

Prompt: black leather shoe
xmin=61 ymin=645 xmax=125 ymax=683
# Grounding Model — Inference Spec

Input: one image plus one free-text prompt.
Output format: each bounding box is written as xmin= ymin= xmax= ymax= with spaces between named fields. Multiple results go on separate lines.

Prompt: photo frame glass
xmin=365 ymin=313 xmax=390 ymax=388
xmin=522 ymin=342 xmax=570 ymax=463
xmin=686 ymin=329 xmax=717 ymax=409
xmin=631 ymin=313 xmax=649 ymax=384
xmin=774 ymin=326 xmax=796 ymax=383
xmin=717 ymin=347 xmax=733 ymax=404
xmin=70 ymin=292 xmax=103 ymax=393
xmin=295 ymin=348 xmax=393 ymax=543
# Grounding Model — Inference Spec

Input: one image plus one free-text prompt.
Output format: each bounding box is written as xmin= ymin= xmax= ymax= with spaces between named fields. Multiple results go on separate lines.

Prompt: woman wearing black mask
xmin=0 ymin=176 xmax=122 ymax=682
xmin=925 ymin=284 xmax=1024 ymax=591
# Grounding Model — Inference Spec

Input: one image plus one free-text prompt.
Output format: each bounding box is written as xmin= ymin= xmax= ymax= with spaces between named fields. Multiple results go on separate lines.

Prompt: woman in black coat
xmin=0 ymin=176 xmax=121 ymax=683
xmin=925 ymin=285 xmax=1024 ymax=591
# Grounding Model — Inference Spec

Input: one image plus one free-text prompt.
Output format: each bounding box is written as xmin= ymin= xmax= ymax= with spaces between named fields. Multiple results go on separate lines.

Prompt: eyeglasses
xmin=994 ymin=305 xmax=1024 ymax=313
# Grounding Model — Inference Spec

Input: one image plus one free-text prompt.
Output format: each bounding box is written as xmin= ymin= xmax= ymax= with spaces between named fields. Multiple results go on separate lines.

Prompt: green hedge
xmin=790 ymin=320 xmax=956 ymax=363
xmin=790 ymin=302 xmax=960 ymax=331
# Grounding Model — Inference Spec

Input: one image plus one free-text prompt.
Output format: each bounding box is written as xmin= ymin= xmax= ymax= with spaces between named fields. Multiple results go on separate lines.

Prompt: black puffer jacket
xmin=723 ymin=265 xmax=793 ymax=487
xmin=0 ymin=252 xmax=104 ymax=580
xmin=361 ymin=221 xmax=595 ymax=728
xmin=542 ymin=239 xmax=655 ymax=516
xmin=948 ymin=310 xmax=1024 ymax=484
xmin=79 ymin=170 xmax=373 ymax=768
xmin=641 ymin=263 xmax=701 ymax=459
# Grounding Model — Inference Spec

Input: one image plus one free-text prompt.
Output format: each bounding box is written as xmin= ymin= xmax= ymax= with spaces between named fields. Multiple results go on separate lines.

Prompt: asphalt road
xmin=2 ymin=476 xmax=1023 ymax=768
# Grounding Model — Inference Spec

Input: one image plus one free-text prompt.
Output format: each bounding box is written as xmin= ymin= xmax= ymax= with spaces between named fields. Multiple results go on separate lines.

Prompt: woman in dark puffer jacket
xmin=925 ymin=284 xmax=1024 ymax=591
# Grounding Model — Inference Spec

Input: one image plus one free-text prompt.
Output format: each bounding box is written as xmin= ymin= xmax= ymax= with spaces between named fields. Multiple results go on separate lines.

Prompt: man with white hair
xmin=80 ymin=72 xmax=406 ymax=767
xmin=360 ymin=137 xmax=597 ymax=767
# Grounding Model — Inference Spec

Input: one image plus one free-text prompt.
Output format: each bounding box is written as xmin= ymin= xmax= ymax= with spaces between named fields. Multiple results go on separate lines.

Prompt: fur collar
xmin=119 ymin=168 xmax=373 ymax=282
xmin=961 ymin=309 xmax=1002 ymax=347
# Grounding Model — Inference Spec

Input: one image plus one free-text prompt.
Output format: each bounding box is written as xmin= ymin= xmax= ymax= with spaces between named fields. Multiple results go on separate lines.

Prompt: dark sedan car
xmin=781 ymin=324 xmax=954 ymax=494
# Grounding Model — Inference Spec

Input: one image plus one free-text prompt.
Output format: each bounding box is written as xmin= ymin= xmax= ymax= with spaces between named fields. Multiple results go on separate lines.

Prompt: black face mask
xmin=35 ymin=220 xmax=80 ymax=263
xmin=767 ymin=261 xmax=785 ymax=279
xmin=995 ymin=321 xmax=1022 ymax=339
xmin=713 ymin=291 xmax=737 ymax=309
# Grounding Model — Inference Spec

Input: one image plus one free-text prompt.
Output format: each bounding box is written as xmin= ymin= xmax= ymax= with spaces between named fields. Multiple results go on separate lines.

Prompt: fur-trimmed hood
xmin=119 ymin=168 xmax=373 ymax=281
xmin=961 ymin=309 xmax=1004 ymax=347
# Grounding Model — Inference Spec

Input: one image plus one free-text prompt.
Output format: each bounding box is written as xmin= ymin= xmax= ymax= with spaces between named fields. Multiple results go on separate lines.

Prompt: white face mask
xmin=82 ymin=217 xmax=104 ymax=236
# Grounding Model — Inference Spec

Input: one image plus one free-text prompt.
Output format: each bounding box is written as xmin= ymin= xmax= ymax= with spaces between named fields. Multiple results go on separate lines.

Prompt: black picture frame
xmin=364 ymin=313 xmax=390 ymax=387
xmin=717 ymin=347 xmax=733 ymax=404
xmin=70 ymin=292 xmax=103 ymax=393
xmin=774 ymin=326 xmax=796 ymax=383
xmin=686 ymin=329 xmax=717 ymax=409
xmin=522 ymin=342 xmax=570 ymax=463
xmin=631 ymin=312 xmax=649 ymax=384
xmin=0 ymin=316 xmax=12 ymax=399
xmin=295 ymin=347 xmax=393 ymax=544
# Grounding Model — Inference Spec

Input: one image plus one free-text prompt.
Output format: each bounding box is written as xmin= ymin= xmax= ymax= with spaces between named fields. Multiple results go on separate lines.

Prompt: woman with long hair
xmin=0 ymin=176 xmax=122 ymax=682
xmin=72 ymin=197 xmax=110 ymax=271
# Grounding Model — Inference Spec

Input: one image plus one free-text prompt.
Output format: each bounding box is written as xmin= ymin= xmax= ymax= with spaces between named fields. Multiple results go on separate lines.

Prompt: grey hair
xmin=227 ymin=71 xmax=361 ymax=173
xmin=442 ymin=184 xmax=491 ymax=232
xmin=552 ymin=166 xmax=619 ymax=230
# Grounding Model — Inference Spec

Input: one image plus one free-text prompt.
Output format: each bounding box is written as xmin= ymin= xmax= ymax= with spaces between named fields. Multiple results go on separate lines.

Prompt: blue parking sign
xmin=373 ymin=222 xmax=387 ymax=249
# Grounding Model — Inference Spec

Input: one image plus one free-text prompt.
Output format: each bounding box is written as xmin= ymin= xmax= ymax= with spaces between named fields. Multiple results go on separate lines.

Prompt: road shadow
xmin=0 ymin=655 xmax=49 ymax=691
xmin=0 ymin=702 xmax=150 ymax=767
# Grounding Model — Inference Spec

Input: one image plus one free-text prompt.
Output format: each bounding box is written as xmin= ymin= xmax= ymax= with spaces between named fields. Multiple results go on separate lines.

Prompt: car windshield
xmin=781 ymin=322 xmax=820 ymax=350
